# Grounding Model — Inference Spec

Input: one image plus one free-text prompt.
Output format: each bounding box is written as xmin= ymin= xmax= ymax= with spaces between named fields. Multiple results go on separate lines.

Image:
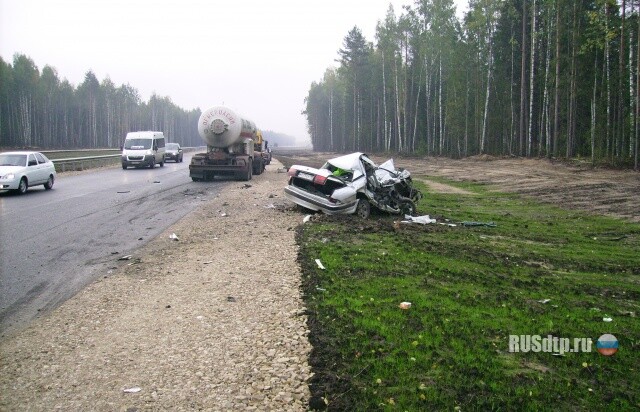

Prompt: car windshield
xmin=124 ymin=139 xmax=152 ymax=150
xmin=0 ymin=154 xmax=27 ymax=166
xmin=166 ymin=143 xmax=179 ymax=150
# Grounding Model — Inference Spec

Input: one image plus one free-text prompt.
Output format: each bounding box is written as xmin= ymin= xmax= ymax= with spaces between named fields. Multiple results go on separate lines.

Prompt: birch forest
xmin=305 ymin=0 xmax=640 ymax=169
xmin=0 ymin=54 xmax=202 ymax=149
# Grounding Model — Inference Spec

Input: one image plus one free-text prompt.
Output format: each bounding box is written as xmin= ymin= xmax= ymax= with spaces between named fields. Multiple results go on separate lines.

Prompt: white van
xmin=121 ymin=131 xmax=166 ymax=169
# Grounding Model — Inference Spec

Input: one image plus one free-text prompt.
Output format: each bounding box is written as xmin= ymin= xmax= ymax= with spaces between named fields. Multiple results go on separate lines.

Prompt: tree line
xmin=304 ymin=0 xmax=640 ymax=170
xmin=0 ymin=54 xmax=202 ymax=149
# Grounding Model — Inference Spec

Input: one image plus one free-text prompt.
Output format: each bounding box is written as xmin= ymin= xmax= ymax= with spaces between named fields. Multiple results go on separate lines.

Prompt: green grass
xmin=298 ymin=178 xmax=640 ymax=411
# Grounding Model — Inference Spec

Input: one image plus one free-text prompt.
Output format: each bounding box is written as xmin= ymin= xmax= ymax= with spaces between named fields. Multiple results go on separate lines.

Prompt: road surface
xmin=0 ymin=154 xmax=223 ymax=335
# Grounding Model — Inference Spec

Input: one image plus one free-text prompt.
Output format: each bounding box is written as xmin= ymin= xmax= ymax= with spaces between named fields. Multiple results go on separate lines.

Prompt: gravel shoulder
xmin=0 ymin=160 xmax=312 ymax=411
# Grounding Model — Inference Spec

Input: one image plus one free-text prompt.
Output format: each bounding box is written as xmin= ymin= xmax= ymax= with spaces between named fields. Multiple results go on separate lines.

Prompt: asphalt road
xmin=0 ymin=154 xmax=224 ymax=336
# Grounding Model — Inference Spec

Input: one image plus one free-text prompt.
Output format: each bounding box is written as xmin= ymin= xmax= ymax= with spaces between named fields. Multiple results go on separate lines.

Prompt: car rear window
xmin=35 ymin=153 xmax=47 ymax=164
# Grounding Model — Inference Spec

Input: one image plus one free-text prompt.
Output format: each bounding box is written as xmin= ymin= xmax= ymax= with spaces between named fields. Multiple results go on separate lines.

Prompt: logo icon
xmin=596 ymin=334 xmax=618 ymax=356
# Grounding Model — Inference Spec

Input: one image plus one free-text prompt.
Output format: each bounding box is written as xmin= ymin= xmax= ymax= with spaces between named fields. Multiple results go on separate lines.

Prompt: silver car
xmin=284 ymin=152 xmax=422 ymax=219
xmin=0 ymin=151 xmax=57 ymax=194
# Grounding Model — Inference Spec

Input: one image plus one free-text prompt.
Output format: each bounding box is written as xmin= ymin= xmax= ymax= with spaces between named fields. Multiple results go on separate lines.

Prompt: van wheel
xmin=149 ymin=159 xmax=155 ymax=169
xmin=160 ymin=160 xmax=164 ymax=167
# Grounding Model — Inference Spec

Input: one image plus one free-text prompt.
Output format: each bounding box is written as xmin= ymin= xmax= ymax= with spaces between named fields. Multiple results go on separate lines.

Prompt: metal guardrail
xmin=52 ymin=154 xmax=121 ymax=172
xmin=50 ymin=147 xmax=204 ymax=172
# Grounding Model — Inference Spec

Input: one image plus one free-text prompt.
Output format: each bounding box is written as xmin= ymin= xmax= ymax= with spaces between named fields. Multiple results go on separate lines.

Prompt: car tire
xmin=17 ymin=177 xmax=28 ymax=194
xmin=398 ymin=199 xmax=417 ymax=216
xmin=44 ymin=175 xmax=54 ymax=190
xmin=355 ymin=199 xmax=371 ymax=219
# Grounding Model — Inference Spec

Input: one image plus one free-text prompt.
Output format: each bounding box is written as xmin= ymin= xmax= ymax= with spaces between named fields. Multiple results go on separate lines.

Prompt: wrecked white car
xmin=284 ymin=152 xmax=422 ymax=218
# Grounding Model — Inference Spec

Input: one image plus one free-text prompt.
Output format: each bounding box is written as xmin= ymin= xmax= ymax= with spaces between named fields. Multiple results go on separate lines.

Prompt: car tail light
xmin=287 ymin=167 xmax=297 ymax=177
xmin=313 ymin=174 xmax=327 ymax=185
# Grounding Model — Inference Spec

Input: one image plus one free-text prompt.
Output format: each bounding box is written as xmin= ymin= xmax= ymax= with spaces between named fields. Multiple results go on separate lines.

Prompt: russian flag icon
xmin=596 ymin=334 xmax=618 ymax=356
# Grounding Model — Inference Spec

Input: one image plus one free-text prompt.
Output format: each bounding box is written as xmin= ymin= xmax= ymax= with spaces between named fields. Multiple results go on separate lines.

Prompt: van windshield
xmin=125 ymin=139 xmax=152 ymax=150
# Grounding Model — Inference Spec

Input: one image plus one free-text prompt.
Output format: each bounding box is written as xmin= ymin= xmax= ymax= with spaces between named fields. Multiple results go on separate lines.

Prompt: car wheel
xmin=44 ymin=175 xmax=54 ymax=190
xmin=398 ymin=199 xmax=417 ymax=216
xmin=17 ymin=177 xmax=28 ymax=194
xmin=355 ymin=199 xmax=371 ymax=219
xmin=180 ymin=155 xmax=183 ymax=163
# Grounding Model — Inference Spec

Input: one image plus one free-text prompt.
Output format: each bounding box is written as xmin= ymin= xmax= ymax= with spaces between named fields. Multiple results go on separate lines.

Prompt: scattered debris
xmin=399 ymin=302 xmax=412 ymax=310
xmin=538 ymin=299 xmax=551 ymax=304
xmin=116 ymin=191 xmax=130 ymax=194
xmin=603 ymin=317 xmax=613 ymax=322
xmin=203 ymin=261 xmax=214 ymax=264
xmin=315 ymin=259 xmax=326 ymax=270
xmin=402 ymin=215 xmax=436 ymax=225
xmin=316 ymin=287 xmax=326 ymax=292
xmin=153 ymin=180 xmax=161 ymax=184
xmin=123 ymin=387 xmax=141 ymax=393
xmin=303 ymin=215 xmax=312 ymax=223
xmin=169 ymin=233 xmax=179 ymax=241
xmin=617 ymin=310 xmax=636 ymax=317
xmin=242 ymin=184 xmax=252 ymax=189
xmin=227 ymin=296 xmax=236 ymax=302
xmin=264 ymin=203 xmax=276 ymax=209
xmin=462 ymin=221 xmax=497 ymax=227
xmin=118 ymin=255 xmax=132 ymax=261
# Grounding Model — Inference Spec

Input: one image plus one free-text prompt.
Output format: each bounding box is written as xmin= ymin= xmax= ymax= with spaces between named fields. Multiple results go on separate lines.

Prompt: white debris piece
xmin=303 ymin=215 xmax=312 ymax=223
xmin=315 ymin=259 xmax=325 ymax=270
xmin=123 ymin=387 xmax=141 ymax=393
xmin=402 ymin=215 xmax=437 ymax=225
xmin=169 ymin=233 xmax=179 ymax=241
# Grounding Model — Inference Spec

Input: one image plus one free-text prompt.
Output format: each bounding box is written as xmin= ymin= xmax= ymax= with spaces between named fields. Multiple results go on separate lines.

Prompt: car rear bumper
xmin=284 ymin=185 xmax=358 ymax=214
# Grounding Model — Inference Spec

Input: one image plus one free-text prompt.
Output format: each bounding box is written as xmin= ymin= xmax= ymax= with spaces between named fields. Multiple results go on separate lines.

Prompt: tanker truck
xmin=189 ymin=106 xmax=265 ymax=181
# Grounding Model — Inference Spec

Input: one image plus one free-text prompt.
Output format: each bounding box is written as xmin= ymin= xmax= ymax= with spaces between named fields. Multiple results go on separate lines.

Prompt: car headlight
xmin=1 ymin=173 xmax=15 ymax=180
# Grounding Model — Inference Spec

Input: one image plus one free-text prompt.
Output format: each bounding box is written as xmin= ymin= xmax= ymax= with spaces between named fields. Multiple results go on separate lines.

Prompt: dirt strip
xmin=0 ymin=160 xmax=312 ymax=411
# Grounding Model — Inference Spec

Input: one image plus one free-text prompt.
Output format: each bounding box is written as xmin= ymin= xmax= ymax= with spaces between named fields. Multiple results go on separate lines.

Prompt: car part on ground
xmin=284 ymin=152 xmax=422 ymax=218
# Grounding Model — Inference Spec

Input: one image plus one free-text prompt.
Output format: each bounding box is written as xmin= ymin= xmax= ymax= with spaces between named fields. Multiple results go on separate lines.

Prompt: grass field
xmin=297 ymin=178 xmax=639 ymax=410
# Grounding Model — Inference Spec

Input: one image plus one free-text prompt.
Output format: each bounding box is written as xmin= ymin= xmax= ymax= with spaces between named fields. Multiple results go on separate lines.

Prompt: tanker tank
xmin=190 ymin=106 xmax=264 ymax=182
xmin=198 ymin=106 xmax=256 ymax=148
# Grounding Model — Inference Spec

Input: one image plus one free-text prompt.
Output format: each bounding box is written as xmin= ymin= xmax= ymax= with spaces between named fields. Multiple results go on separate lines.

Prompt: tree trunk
xmin=520 ymin=0 xmax=528 ymax=156
xmin=527 ymin=0 xmax=536 ymax=157
xmin=553 ymin=0 xmax=560 ymax=158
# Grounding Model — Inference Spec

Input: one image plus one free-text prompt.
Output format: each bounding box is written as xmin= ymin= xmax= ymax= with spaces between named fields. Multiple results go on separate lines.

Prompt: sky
xmin=1 ymin=0 xmax=467 ymax=145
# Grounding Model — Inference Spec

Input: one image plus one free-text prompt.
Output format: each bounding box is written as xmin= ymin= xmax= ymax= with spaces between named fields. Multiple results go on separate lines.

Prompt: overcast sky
xmin=1 ymin=0 xmax=467 ymax=144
